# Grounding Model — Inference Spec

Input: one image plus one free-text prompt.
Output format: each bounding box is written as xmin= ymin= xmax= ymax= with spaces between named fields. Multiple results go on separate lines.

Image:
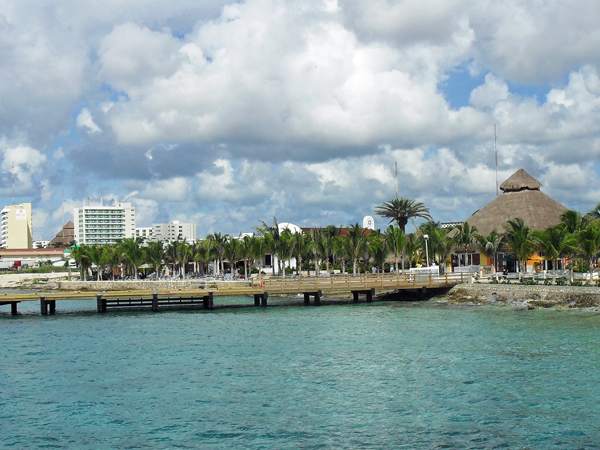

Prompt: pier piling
xmin=152 ymin=292 xmax=159 ymax=312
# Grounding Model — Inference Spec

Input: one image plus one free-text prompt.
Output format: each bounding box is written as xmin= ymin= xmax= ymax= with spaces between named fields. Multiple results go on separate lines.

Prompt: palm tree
xmin=404 ymin=233 xmax=421 ymax=268
xmin=192 ymin=239 xmax=211 ymax=276
xmin=117 ymin=238 xmax=145 ymax=279
xmin=144 ymin=240 xmax=165 ymax=279
xmin=175 ymin=239 xmax=192 ymax=279
xmin=561 ymin=210 xmax=589 ymax=234
xmin=310 ymin=227 xmax=324 ymax=275
xmin=70 ymin=245 xmax=92 ymax=280
xmin=87 ymin=245 xmax=111 ymax=281
xmin=316 ymin=225 xmax=338 ymax=274
xmin=250 ymin=235 xmax=267 ymax=280
xmin=346 ymin=223 xmax=368 ymax=275
xmin=531 ymin=226 xmax=574 ymax=283
xmin=207 ymin=232 xmax=228 ymax=276
xmin=238 ymin=235 xmax=254 ymax=279
xmin=384 ymin=225 xmax=406 ymax=271
xmin=333 ymin=234 xmax=351 ymax=275
xmin=224 ymin=236 xmax=240 ymax=276
xmin=374 ymin=198 xmax=432 ymax=233
xmin=575 ymin=222 xmax=600 ymax=282
xmin=503 ymin=218 xmax=534 ymax=280
xmin=367 ymin=231 xmax=388 ymax=273
xmin=475 ymin=230 xmax=505 ymax=279
xmin=587 ymin=203 xmax=600 ymax=221
xmin=256 ymin=218 xmax=285 ymax=276
xmin=291 ymin=231 xmax=312 ymax=276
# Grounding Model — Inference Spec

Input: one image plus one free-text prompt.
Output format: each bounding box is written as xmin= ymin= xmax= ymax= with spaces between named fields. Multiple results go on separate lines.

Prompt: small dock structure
xmin=0 ymin=272 xmax=467 ymax=316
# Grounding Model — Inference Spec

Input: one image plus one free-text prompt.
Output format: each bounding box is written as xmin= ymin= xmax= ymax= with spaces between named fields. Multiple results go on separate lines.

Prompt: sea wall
xmin=441 ymin=283 xmax=600 ymax=310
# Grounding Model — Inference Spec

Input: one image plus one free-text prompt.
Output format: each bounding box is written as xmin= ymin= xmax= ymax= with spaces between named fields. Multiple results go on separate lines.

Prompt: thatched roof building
xmin=465 ymin=169 xmax=568 ymax=235
xmin=48 ymin=221 xmax=75 ymax=247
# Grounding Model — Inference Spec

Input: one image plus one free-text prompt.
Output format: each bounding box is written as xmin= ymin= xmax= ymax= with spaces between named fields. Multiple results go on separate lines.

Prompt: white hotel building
xmin=74 ymin=202 xmax=136 ymax=245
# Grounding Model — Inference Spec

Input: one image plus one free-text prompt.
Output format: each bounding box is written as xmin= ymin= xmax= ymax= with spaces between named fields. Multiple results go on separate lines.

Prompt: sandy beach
xmin=0 ymin=272 xmax=70 ymax=289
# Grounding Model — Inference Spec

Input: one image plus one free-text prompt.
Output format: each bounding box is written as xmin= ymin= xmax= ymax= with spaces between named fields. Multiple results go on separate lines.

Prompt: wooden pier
xmin=0 ymin=272 xmax=467 ymax=316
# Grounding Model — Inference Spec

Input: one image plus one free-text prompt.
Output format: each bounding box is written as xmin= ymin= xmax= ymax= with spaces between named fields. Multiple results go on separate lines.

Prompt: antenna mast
xmin=494 ymin=124 xmax=498 ymax=196
xmin=11 ymin=164 xmax=15 ymax=205
xmin=395 ymin=161 xmax=398 ymax=199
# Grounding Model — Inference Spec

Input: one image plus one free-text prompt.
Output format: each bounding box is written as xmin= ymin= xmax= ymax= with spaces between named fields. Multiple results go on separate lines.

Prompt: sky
xmin=3 ymin=0 xmax=600 ymax=241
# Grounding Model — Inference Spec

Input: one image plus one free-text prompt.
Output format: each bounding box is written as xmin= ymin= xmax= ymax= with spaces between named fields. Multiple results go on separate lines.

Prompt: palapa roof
xmin=48 ymin=221 xmax=75 ymax=247
xmin=464 ymin=169 xmax=568 ymax=235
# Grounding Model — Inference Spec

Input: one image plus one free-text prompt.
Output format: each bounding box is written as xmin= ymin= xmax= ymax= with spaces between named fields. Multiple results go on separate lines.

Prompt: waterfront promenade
xmin=0 ymin=272 xmax=467 ymax=315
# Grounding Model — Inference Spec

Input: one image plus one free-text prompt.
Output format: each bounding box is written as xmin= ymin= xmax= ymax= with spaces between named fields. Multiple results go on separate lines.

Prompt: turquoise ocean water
xmin=1 ymin=297 xmax=599 ymax=449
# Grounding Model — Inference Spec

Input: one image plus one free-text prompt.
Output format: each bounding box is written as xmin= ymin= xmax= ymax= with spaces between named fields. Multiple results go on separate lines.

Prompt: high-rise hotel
xmin=73 ymin=202 xmax=136 ymax=245
xmin=0 ymin=203 xmax=33 ymax=249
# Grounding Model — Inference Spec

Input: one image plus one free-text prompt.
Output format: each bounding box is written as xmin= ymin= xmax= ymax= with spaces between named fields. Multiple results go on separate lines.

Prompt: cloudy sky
xmin=3 ymin=0 xmax=600 ymax=240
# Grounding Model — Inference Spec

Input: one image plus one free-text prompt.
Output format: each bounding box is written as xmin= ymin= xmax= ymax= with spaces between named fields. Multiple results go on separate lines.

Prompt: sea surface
xmin=1 ymin=296 xmax=599 ymax=449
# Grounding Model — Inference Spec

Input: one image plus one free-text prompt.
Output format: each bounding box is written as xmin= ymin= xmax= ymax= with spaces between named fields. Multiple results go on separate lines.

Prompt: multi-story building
xmin=135 ymin=227 xmax=154 ymax=241
xmin=151 ymin=220 xmax=196 ymax=242
xmin=0 ymin=203 xmax=33 ymax=249
xmin=73 ymin=202 xmax=136 ymax=245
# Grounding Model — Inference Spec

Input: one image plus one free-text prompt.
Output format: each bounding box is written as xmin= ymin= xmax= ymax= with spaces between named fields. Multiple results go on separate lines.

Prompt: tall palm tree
xmin=333 ymin=234 xmax=351 ymax=275
xmin=310 ymin=227 xmax=324 ymax=275
xmin=317 ymin=225 xmax=338 ymax=274
xmin=374 ymin=198 xmax=432 ymax=233
xmin=256 ymin=218 xmax=285 ymax=276
xmin=250 ymin=235 xmax=267 ymax=280
xmin=87 ymin=245 xmax=111 ymax=281
xmin=117 ymin=238 xmax=145 ymax=279
xmin=71 ymin=245 xmax=92 ymax=280
xmin=346 ymin=223 xmax=369 ymax=275
xmin=503 ymin=218 xmax=534 ymax=280
xmin=192 ymin=239 xmax=211 ymax=276
xmin=531 ymin=226 xmax=574 ymax=283
xmin=291 ymin=231 xmax=312 ymax=276
xmin=367 ymin=231 xmax=388 ymax=273
xmin=404 ymin=233 xmax=421 ymax=268
xmin=207 ymin=232 xmax=228 ymax=276
xmin=475 ymin=230 xmax=505 ymax=278
xmin=575 ymin=222 xmax=600 ymax=282
xmin=384 ymin=225 xmax=406 ymax=271
xmin=224 ymin=236 xmax=240 ymax=276
xmin=175 ymin=239 xmax=192 ymax=279
xmin=144 ymin=240 xmax=165 ymax=279
xmin=238 ymin=235 xmax=254 ymax=279
xmin=561 ymin=210 xmax=589 ymax=234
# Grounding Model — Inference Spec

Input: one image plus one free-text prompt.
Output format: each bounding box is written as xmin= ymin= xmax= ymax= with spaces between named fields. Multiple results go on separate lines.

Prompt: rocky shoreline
xmin=439 ymin=283 xmax=600 ymax=311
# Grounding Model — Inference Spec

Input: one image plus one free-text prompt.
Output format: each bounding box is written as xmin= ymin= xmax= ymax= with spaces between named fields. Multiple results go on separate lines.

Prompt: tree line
xmin=67 ymin=198 xmax=600 ymax=282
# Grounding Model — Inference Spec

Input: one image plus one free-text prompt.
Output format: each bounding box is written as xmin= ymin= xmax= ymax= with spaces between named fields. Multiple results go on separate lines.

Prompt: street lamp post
xmin=424 ymin=234 xmax=429 ymax=267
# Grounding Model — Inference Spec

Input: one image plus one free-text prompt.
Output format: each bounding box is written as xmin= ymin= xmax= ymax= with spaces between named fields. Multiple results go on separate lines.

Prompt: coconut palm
xmin=116 ymin=238 xmax=145 ymax=279
xmin=366 ymin=231 xmax=388 ymax=273
xmin=87 ymin=245 xmax=111 ymax=281
xmin=70 ymin=245 xmax=92 ymax=280
xmin=374 ymin=198 xmax=432 ymax=233
xmin=144 ymin=240 xmax=165 ymax=279
xmin=333 ymin=234 xmax=351 ymax=275
xmin=250 ymin=235 xmax=267 ymax=280
xmin=575 ymin=222 xmax=600 ymax=282
xmin=207 ymin=232 xmax=228 ymax=276
xmin=384 ymin=225 xmax=406 ymax=271
xmin=309 ymin=227 xmax=324 ymax=275
xmin=587 ymin=202 xmax=600 ymax=221
xmin=346 ymin=223 xmax=369 ymax=275
xmin=256 ymin=218 xmax=286 ymax=276
xmin=192 ymin=239 xmax=211 ymax=276
xmin=475 ymin=230 xmax=505 ymax=279
xmin=175 ymin=239 xmax=192 ymax=279
xmin=224 ymin=236 xmax=240 ymax=276
xmin=291 ymin=231 xmax=312 ymax=276
xmin=404 ymin=233 xmax=421 ymax=268
xmin=237 ymin=235 xmax=254 ymax=279
xmin=316 ymin=225 xmax=338 ymax=274
xmin=531 ymin=226 xmax=575 ymax=283
xmin=503 ymin=218 xmax=534 ymax=280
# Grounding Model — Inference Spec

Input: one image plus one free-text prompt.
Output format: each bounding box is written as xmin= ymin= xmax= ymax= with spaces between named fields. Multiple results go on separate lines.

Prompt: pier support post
xmin=203 ymin=292 xmax=214 ymax=310
xmin=366 ymin=288 xmax=375 ymax=303
xmin=49 ymin=300 xmax=56 ymax=314
xmin=11 ymin=302 xmax=18 ymax=315
xmin=96 ymin=294 xmax=107 ymax=313
xmin=260 ymin=292 xmax=268 ymax=307
xmin=304 ymin=293 xmax=310 ymax=305
xmin=152 ymin=292 xmax=159 ymax=312
xmin=40 ymin=296 xmax=47 ymax=315
xmin=314 ymin=290 xmax=321 ymax=306
xmin=254 ymin=294 xmax=261 ymax=306
xmin=353 ymin=291 xmax=359 ymax=302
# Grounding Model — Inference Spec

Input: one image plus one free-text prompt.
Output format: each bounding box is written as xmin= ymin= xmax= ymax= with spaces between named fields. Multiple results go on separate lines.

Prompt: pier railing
xmin=252 ymin=272 xmax=467 ymax=294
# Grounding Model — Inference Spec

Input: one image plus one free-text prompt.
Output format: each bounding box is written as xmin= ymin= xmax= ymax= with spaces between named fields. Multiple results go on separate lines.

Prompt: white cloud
xmin=76 ymin=108 xmax=102 ymax=134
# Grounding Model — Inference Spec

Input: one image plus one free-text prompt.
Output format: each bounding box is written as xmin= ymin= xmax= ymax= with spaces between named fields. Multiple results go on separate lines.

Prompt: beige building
xmin=0 ymin=203 xmax=33 ymax=249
